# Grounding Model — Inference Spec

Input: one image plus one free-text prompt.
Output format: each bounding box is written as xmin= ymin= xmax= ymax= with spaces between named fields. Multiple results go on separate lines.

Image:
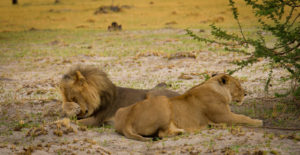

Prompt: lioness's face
xmin=60 ymin=71 xmax=100 ymax=118
xmin=214 ymin=74 xmax=245 ymax=105
xmin=226 ymin=76 xmax=245 ymax=105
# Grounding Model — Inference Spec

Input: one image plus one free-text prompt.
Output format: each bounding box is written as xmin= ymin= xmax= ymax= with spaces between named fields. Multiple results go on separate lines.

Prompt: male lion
xmin=114 ymin=74 xmax=263 ymax=141
xmin=59 ymin=66 xmax=179 ymax=127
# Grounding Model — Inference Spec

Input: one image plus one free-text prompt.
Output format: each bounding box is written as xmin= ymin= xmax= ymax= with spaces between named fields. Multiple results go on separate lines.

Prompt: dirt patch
xmin=94 ymin=5 xmax=132 ymax=14
xmin=168 ymin=51 xmax=196 ymax=60
xmin=232 ymin=98 xmax=300 ymax=129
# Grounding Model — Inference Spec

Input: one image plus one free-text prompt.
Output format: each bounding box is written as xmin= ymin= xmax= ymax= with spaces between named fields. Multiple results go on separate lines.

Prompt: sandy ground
xmin=0 ymin=42 xmax=300 ymax=154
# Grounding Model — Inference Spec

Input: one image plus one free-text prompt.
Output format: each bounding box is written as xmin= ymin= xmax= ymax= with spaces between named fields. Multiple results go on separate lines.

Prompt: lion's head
xmin=211 ymin=73 xmax=245 ymax=105
xmin=59 ymin=66 xmax=116 ymax=118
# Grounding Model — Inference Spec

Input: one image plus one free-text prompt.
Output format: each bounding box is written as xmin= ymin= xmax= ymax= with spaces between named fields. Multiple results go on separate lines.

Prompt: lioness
xmin=59 ymin=66 xmax=179 ymax=127
xmin=114 ymin=74 xmax=263 ymax=141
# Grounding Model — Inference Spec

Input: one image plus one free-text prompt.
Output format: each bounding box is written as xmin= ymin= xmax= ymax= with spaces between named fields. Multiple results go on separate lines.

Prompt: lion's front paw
xmin=62 ymin=102 xmax=81 ymax=117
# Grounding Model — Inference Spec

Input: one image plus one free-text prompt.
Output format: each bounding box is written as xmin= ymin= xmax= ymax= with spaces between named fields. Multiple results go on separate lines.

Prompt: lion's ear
xmin=218 ymin=75 xmax=228 ymax=85
xmin=146 ymin=94 xmax=154 ymax=99
xmin=75 ymin=71 xmax=86 ymax=85
xmin=211 ymin=73 xmax=218 ymax=77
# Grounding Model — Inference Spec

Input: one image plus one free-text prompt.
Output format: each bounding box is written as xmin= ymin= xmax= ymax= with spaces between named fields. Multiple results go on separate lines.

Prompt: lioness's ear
xmin=218 ymin=75 xmax=228 ymax=85
xmin=75 ymin=71 xmax=86 ymax=85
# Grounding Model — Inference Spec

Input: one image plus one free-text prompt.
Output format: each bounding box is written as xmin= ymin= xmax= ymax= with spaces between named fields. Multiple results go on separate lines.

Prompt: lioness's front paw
xmin=62 ymin=102 xmax=81 ymax=117
xmin=254 ymin=119 xmax=263 ymax=127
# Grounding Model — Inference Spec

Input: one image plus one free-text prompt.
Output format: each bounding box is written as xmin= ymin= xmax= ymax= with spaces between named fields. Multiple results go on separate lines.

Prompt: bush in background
xmin=187 ymin=0 xmax=299 ymax=101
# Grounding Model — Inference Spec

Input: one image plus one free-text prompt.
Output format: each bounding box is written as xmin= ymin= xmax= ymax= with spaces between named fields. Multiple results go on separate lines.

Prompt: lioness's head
xmin=59 ymin=66 xmax=116 ymax=118
xmin=212 ymin=74 xmax=245 ymax=105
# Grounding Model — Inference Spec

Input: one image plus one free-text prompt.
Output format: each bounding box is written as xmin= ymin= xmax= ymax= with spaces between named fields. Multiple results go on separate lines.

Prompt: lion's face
xmin=60 ymin=70 xmax=100 ymax=118
xmin=215 ymin=74 xmax=245 ymax=105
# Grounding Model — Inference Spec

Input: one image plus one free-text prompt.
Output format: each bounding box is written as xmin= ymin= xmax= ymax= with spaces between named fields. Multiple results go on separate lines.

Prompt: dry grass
xmin=0 ymin=0 xmax=258 ymax=31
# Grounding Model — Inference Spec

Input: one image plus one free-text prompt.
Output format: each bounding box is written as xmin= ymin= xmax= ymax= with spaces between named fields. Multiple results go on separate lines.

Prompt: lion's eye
xmin=72 ymin=97 xmax=78 ymax=103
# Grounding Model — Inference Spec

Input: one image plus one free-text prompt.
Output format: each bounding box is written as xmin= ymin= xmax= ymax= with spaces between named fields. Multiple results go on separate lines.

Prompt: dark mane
xmin=62 ymin=65 xmax=117 ymax=118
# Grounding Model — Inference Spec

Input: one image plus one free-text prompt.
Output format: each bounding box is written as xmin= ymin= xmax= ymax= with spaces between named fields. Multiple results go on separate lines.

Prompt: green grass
xmin=0 ymin=22 xmax=278 ymax=65
xmin=0 ymin=29 xmax=206 ymax=64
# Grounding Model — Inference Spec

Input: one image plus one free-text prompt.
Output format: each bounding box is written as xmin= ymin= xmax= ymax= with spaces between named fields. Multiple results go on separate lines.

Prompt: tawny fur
xmin=114 ymin=95 xmax=184 ymax=141
xmin=114 ymin=74 xmax=263 ymax=141
xmin=59 ymin=65 xmax=179 ymax=127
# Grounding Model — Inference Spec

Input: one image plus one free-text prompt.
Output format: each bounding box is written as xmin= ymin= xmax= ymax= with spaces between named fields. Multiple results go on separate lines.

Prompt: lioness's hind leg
xmin=158 ymin=122 xmax=185 ymax=138
xmin=123 ymin=127 xmax=151 ymax=142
